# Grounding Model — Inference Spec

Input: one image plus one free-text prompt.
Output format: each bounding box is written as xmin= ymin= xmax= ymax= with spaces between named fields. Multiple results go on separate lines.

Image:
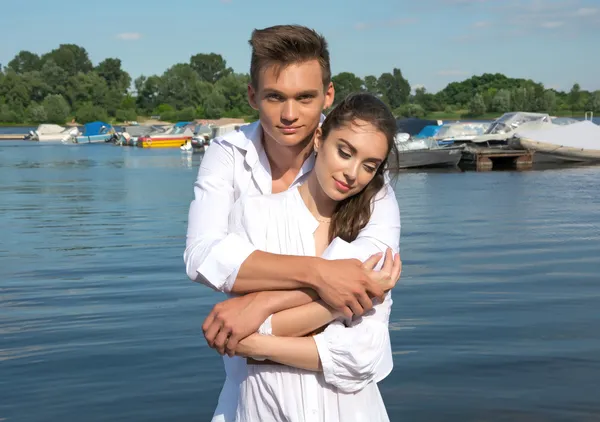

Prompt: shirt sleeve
xmin=313 ymin=238 xmax=394 ymax=393
xmin=183 ymin=140 xmax=257 ymax=292
xmin=352 ymin=181 xmax=401 ymax=256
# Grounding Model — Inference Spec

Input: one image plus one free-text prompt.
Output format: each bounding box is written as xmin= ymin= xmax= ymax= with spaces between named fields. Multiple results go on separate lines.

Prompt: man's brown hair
xmin=248 ymin=24 xmax=331 ymax=90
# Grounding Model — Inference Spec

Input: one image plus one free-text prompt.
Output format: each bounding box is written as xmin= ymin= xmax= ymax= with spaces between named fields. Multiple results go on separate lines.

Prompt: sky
xmin=0 ymin=0 xmax=598 ymax=94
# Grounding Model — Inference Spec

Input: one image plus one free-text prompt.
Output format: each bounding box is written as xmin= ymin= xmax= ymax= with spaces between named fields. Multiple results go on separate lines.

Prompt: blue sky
xmin=1 ymin=0 xmax=598 ymax=93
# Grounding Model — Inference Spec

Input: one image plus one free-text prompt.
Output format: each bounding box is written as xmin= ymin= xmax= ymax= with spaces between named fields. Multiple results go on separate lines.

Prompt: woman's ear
xmin=314 ymin=127 xmax=323 ymax=153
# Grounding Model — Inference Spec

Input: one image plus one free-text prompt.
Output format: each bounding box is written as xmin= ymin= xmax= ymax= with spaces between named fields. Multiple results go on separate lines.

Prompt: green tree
xmin=42 ymin=94 xmax=70 ymax=124
xmin=116 ymin=109 xmax=137 ymax=122
xmin=542 ymin=90 xmax=557 ymax=113
xmin=568 ymin=83 xmax=581 ymax=110
xmin=395 ymin=103 xmax=425 ymax=118
xmin=204 ymin=90 xmax=228 ymax=119
xmin=492 ymin=89 xmax=511 ymax=113
xmin=331 ymin=72 xmax=364 ymax=105
xmin=377 ymin=68 xmax=410 ymax=109
xmin=26 ymin=102 xmax=48 ymax=123
xmin=95 ymin=58 xmax=131 ymax=93
xmin=177 ymin=106 xmax=196 ymax=121
xmin=588 ymin=91 xmax=600 ymax=112
xmin=75 ymin=102 xmax=108 ymax=123
xmin=8 ymin=51 xmax=41 ymax=73
xmin=190 ymin=53 xmax=232 ymax=83
xmin=41 ymin=44 xmax=93 ymax=76
xmin=363 ymin=75 xmax=379 ymax=95
xmin=468 ymin=93 xmax=486 ymax=116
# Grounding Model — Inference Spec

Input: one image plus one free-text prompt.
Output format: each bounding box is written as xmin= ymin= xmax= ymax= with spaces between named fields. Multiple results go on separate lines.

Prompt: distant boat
xmin=28 ymin=124 xmax=80 ymax=142
xmin=514 ymin=120 xmax=600 ymax=163
xmin=394 ymin=136 xmax=463 ymax=169
xmin=72 ymin=121 xmax=116 ymax=143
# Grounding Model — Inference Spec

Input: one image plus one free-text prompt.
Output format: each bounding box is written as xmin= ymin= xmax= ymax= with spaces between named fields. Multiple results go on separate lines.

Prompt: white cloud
xmin=473 ymin=20 xmax=492 ymax=28
xmin=573 ymin=7 xmax=598 ymax=16
xmin=539 ymin=21 xmax=564 ymax=28
xmin=116 ymin=32 xmax=142 ymax=41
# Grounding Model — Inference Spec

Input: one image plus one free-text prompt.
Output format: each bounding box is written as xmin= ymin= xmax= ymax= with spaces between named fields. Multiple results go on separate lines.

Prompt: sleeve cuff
xmin=313 ymin=332 xmax=335 ymax=382
xmin=196 ymin=232 xmax=257 ymax=292
xmin=257 ymin=314 xmax=273 ymax=335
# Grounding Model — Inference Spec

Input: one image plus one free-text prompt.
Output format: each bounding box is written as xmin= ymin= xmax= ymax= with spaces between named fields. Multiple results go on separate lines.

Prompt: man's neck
xmin=263 ymin=132 xmax=314 ymax=190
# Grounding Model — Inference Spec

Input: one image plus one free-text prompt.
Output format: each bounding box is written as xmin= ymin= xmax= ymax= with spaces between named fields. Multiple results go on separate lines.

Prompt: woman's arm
xmin=239 ymin=292 xmax=394 ymax=393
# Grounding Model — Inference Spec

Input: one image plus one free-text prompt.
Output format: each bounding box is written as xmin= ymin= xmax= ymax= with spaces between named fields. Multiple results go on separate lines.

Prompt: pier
xmin=0 ymin=134 xmax=25 ymax=140
xmin=460 ymin=147 xmax=534 ymax=171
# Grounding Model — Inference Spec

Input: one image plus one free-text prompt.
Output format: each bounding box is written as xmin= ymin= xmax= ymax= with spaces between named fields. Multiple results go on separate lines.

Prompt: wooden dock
xmin=460 ymin=147 xmax=534 ymax=171
xmin=0 ymin=134 xmax=25 ymax=140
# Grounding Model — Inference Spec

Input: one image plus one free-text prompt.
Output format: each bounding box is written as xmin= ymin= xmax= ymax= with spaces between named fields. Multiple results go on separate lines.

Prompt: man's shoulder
xmin=212 ymin=120 xmax=261 ymax=151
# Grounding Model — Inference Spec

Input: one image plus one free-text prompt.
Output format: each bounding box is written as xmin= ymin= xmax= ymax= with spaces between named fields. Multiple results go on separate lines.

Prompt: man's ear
xmin=247 ymin=84 xmax=259 ymax=110
xmin=323 ymin=82 xmax=335 ymax=110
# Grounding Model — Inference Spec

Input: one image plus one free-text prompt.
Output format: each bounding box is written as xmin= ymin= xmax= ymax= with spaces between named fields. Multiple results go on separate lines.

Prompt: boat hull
xmin=519 ymin=138 xmax=600 ymax=163
xmin=137 ymin=137 xmax=191 ymax=148
xmin=396 ymin=147 xmax=463 ymax=169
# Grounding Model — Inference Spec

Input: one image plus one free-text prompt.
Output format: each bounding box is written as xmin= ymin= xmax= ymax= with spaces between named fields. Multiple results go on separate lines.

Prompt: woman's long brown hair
xmin=322 ymin=93 xmax=399 ymax=243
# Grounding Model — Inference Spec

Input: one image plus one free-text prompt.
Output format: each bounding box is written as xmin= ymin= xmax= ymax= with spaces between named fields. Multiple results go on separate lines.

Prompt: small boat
xmin=469 ymin=112 xmax=556 ymax=146
xmin=431 ymin=121 xmax=491 ymax=146
xmin=394 ymin=136 xmax=463 ymax=169
xmin=136 ymin=122 xmax=194 ymax=148
xmin=27 ymin=124 xmax=80 ymax=142
xmin=514 ymin=120 xmax=600 ymax=163
xmin=72 ymin=121 xmax=116 ymax=143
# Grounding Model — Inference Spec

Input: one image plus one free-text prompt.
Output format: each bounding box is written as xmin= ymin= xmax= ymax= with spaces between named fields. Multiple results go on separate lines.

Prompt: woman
xmin=228 ymin=92 xmax=400 ymax=421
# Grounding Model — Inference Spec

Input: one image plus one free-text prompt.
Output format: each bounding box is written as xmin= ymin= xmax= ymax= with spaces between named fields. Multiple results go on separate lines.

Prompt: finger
xmin=225 ymin=332 xmax=241 ymax=357
xmin=202 ymin=311 xmax=215 ymax=334
xmin=347 ymin=299 xmax=364 ymax=317
xmin=362 ymin=252 xmax=383 ymax=270
xmin=204 ymin=320 xmax=223 ymax=348
xmin=357 ymin=292 xmax=374 ymax=313
xmin=340 ymin=305 xmax=353 ymax=319
xmin=381 ymin=248 xmax=393 ymax=275
xmin=391 ymin=254 xmax=402 ymax=282
xmin=214 ymin=326 xmax=232 ymax=355
xmin=366 ymin=283 xmax=385 ymax=303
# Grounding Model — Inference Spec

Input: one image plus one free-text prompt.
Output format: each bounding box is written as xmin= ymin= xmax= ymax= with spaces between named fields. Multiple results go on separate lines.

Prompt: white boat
xmin=394 ymin=136 xmax=463 ymax=169
xmin=432 ymin=121 xmax=491 ymax=145
xmin=470 ymin=112 xmax=556 ymax=145
xmin=28 ymin=124 xmax=80 ymax=142
xmin=515 ymin=120 xmax=600 ymax=163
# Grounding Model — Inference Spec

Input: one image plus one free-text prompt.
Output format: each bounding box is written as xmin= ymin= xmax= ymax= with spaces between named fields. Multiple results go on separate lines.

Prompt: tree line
xmin=1 ymin=44 xmax=599 ymax=125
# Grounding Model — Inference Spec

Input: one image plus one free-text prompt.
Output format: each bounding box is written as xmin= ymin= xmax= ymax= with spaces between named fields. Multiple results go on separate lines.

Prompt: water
xmin=1 ymin=141 xmax=599 ymax=421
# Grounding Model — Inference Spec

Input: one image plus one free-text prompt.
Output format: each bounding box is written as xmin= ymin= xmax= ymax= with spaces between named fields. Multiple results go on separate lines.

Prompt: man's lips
xmin=278 ymin=126 xmax=302 ymax=134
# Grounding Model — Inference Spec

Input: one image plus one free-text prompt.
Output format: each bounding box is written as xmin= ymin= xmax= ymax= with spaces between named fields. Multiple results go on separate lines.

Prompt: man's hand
xmin=202 ymin=293 xmax=270 ymax=357
xmin=313 ymin=248 xmax=400 ymax=319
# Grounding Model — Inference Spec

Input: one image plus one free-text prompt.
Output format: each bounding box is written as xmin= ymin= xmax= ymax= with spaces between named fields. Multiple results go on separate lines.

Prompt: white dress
xmin=228 ymin=187 xmax=394 ymax=422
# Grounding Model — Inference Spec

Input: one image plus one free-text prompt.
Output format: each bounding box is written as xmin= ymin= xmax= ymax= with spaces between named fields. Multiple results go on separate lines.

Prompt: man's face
xmin=248 ymin=60 xmax=334 ymax=148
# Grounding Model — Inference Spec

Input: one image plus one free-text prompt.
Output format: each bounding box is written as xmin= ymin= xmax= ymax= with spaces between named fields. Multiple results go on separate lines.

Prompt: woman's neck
xmin=298 ymin=171 xmax=337 ymax=222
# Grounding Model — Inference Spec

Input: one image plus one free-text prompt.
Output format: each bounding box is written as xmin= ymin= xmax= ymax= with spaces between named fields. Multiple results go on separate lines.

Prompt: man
xmin=184 ymin=25 xmax=401 ymax=421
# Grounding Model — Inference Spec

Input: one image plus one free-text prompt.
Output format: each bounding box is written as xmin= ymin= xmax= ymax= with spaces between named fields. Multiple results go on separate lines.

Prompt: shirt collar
xmin=222 ymin=116 xmax=323 ymax=193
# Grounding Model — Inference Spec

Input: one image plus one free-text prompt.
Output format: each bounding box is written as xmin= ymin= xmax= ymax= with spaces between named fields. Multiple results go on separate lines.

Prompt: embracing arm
xmin=239 ymin=293 xmax=394 ymax=385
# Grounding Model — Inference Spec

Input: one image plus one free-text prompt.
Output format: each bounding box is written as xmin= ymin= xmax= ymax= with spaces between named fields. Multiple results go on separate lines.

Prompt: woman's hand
xmin=362 ymin=248 xmax=402 ymax=293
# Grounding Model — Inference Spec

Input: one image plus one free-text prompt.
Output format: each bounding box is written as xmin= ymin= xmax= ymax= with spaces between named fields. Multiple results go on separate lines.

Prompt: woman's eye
xmin=338 ymin=148 xmax=351 ymax=159
xmin=364 ymin=165 xmax=377 ymax=173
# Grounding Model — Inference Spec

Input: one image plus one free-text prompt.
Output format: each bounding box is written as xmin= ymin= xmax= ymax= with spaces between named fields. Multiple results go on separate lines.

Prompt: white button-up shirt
xmin=184 ymin=120 xmax=401 ymax=291
xmin=230 ymin=188 xmax=393 ymax=422
xmin=183 ymin=120 xmax=401 ymax=422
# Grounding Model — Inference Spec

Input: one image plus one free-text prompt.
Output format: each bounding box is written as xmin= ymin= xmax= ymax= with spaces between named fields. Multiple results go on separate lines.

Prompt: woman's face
xmin=314 ymin=119 xmax=389 ymax=202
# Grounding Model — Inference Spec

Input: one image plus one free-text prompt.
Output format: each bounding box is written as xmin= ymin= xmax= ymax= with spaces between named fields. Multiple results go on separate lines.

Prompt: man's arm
xmin=184 ymin=138 xmax=383 ymax=304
